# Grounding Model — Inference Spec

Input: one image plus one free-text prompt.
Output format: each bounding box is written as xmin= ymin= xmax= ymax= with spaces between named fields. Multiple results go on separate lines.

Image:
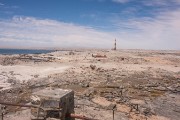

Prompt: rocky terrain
xmin=0 ymin=49 xmax=180 ymax=120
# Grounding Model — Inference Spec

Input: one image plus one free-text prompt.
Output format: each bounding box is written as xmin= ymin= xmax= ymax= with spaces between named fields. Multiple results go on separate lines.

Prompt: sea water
xmin=0 ymin=49 xmax=55 ymax=55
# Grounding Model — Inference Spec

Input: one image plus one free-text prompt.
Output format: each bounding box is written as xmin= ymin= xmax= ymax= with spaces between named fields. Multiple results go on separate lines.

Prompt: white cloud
xmin=0 ymin=9 xmax=180 ymax=50
xmin=0 ymin=16 xmax=114 ymax=49
xmin=141 ymin=0 xmax=169 ymax=6
xmin=0 ymin=3 xmax=4 ymax=6
xmin=112 ymin=0 xmax=180 ymax=6
xmin=141 ymin=0 xmax=180 ymax=6
xmin=113 ymin=9 xmax=180 ymax=50
xmin=112 ymin=0 xmax=130 ymax=3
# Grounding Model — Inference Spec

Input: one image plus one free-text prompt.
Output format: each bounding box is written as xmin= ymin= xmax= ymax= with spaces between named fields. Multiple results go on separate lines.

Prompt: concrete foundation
xmin=31 ymin=88 xmax=74 ymax=120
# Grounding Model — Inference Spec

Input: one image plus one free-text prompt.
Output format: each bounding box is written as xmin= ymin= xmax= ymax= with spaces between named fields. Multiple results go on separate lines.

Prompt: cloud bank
xmin=0 ymin=16 xmax=114 ymax=49
xmin=113 ymin=9 xmax=180 ymax=50
xmin=0 ymin=8 xmax=180 ymax=50
xmin=111 ymin=0 xmax=180 ymax=5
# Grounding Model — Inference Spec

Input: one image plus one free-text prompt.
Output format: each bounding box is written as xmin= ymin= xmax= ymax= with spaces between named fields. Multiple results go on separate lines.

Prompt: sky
xmin=0 ymin=0 xmax=180 ymax=50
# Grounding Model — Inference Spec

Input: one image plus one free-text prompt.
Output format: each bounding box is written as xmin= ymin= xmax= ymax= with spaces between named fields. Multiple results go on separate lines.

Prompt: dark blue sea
xmin=0 ymin=49 xmax=55 ymax=55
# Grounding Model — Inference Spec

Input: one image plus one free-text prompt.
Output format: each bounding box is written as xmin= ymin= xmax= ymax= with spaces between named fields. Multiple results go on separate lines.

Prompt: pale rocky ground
xmin=0 ymin=49 xmax=180 ymax=120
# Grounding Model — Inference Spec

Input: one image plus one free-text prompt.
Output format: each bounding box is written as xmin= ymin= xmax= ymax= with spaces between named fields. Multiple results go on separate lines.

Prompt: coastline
xmin=0 ymin=49 xmax=179 ymax=120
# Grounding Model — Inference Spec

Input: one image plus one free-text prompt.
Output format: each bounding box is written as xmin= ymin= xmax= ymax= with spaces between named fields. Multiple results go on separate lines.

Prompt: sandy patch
xmin=92 ymin=96 xmax=112 ymax=107
xmin=0 ymin=64 xmax=70 ymax=90
xmin=117 ymin=104 xmax=131 ymax=113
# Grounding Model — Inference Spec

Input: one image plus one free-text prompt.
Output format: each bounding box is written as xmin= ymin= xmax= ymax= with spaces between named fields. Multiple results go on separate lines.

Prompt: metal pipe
xmin=0 ymin=102 xmax=39 ymax=108
xmin=69 ymin=114 xmax=99 ymax=120
xmin=0 ymin=102 xmax=99 ymax=120
xmin=113 ymin=109 xmax=114 ymax=120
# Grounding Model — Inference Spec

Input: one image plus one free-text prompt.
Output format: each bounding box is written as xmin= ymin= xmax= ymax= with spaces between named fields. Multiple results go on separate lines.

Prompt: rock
xmin=90 ymin=65 xmax=96 ymax=70
xmin=119 ymin=85 xmax=125 ymax=89
xmin=176 ymin=87 xmax=180 ymax=92
xmin=167 ymin=86 xmax=175 ymax=91
xmin=83 ymin=87 xmax=95 ymax=97
xmin=146 ymin=83 xmax=159 ymax=87
xmin=140 ymin=107 xmax=152 ymax=116
xmin=121 ymin=57 xmax=125 ymax=61
xmin=117 ymin=97 xmax=129 ymax=103
xmin=173 ymin=106 xmax=180 ymax=113
xmin=115 ymin=98 xmax=122 ymax=104
xmin=80 ymin=82 xmax=89 ymax=88
xmin=34 ymin=74 xmax=39 ymax=78
xmin=69 ymin=51 xmax=75 ymax=55
xmin=106 ymin=103 xmax=116 ymax=110
xmin=104 ymin=94 xmax=114 ymax=99
xmin=154 ymin=86 xmax=167 ymax=91
xmin=134 ymin=84 xmax=143 ymax=89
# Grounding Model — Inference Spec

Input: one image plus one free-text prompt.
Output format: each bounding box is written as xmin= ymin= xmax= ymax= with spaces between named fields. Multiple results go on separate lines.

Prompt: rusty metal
xmin=0 ymin=102 xmax=99 ymax=120
xmin=92 ymin=54 xmax=107 ymax=58
xmin=69 ymin=114 xmax=99 ymax=120
xmin=113 ymin=109 xmax=115 ymax=120
xmin=0 ymin=102 xmax=38 ymax=120
xmin=0 ymin=102 xmax=39 ymax=108
xmin=130 ymin=104 xmax=139 ymax=112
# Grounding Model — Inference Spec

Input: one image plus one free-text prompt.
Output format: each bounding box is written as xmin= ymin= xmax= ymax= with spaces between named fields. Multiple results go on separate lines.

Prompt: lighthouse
xmin=114 ymin=39 xmax=116 ymax=50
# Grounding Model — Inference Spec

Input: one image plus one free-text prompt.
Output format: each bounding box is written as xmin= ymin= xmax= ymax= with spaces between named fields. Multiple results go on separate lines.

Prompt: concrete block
xmin=31 ymin=88 xmax=74 ymax=120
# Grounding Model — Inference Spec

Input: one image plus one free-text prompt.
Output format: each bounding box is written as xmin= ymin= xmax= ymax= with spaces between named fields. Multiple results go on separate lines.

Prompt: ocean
xmin=0 ymin=49 xmax=55 ymax=55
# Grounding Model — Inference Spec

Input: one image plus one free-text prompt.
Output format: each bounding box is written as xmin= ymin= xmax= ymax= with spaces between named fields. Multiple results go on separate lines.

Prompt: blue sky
xmin=0 ymin=0 xmax=180 ymax=50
